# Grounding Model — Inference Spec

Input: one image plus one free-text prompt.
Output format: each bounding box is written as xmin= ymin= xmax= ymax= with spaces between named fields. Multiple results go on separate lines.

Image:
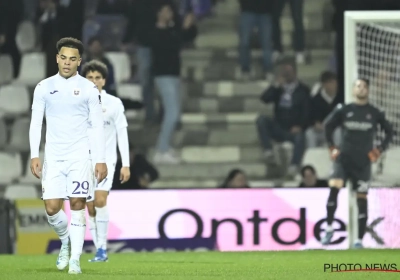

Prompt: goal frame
xmin=344 ymin=11 xmax=400 ymax=248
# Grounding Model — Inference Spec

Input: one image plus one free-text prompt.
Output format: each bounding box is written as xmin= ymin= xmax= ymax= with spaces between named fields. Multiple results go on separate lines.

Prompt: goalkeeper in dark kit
xmin=321 ymin=78 xmax=393 ymax=248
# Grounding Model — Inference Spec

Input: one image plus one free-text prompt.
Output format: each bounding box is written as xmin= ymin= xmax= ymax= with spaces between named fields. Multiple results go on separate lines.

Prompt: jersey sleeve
xmin=114 ymin=99 xmax=130 ymax=167
xmin=324 ymin=104 xmax=344 ymax=147
xmin=113 ymin=99 xmax=128 ymax=129
xmin=29 ymin=83 xmax=45 ymax=159
xmin=376 ymin=110 xmax=393 ymax=151
xmin=88 ymin=86 xmax=106 ymax=163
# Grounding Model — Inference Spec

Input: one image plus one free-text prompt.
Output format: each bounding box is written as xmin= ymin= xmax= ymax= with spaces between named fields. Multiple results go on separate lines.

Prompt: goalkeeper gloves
xmin=329 ymin=146 xmax=340 ymax=161
xmin=368 ymin=148 xmax=381 ymax=163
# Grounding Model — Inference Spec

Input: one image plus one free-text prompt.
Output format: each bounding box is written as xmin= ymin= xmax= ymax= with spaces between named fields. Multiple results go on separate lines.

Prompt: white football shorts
xmin=41 ymin=158 xmax=94 ymax=201
xmin=86 ymin=162 xmax=116 ymax=202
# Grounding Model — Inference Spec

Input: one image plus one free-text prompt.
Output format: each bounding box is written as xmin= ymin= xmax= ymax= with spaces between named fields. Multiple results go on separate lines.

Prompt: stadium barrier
xmin=13 ymin=188 xmax=399 ymax=255
xmin=0 ymin=199 xmax=16 ymax=254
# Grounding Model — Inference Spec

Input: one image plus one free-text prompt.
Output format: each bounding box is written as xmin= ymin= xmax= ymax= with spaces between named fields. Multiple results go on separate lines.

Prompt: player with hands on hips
xmin=81 ymin=60 xmax=130 ymax=262
xmin=29 ymin=37 xmax=107 ymax=275
xmin=322 ymin=78 xmax=393 ymax=249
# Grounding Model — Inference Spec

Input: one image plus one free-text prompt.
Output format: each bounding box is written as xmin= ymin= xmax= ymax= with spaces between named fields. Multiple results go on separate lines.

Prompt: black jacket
xmin=310 ymin=89 xmax=338 ymax=125
xmin=150 ymin=23 xmax=197 ymax=76
xmin=113 ymin=154 xmax=159 ymax=190
xmin=261 ymin=82 xmax=310 ymax=130
xmin=298 ymin=179 xmax=329 ymax=188
xmin=238 ymin=0 xmax=273 ymax=14
xmin=123 ymin=0 xmax=178 ymax=47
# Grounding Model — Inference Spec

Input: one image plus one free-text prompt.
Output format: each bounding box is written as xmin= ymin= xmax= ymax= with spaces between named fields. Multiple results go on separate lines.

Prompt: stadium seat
xmin=7 ymin=117 xmax=30 ymax=152
xmin=16 ymin=21 xmax=36 ymax=53
xmin=0 ymin=152 xmax=23 ymax=184
xmin=4 ymin=184 xmax=38 ymax=200
xmin=0 ymin=118 xmax=7 ymax=149
xmin=20 ymin=150 xmax=45 ymax=184
xmin=14 ymin=52 xmax=45 ymax=86
xmin=116 ymin=84 xmax=142 ymax=101
xmin=0 ymin=85 xmax=30 ymax=116
xmin=0 ymin=55 xmax=14 ymax=85
xmin=302 ymin=147 xmax=331 ymax=179
xmin=105 ymin=52 xmax=131 ymax=83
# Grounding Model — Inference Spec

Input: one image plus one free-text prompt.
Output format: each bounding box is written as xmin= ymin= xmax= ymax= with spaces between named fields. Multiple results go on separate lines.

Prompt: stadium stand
xmin=13 ymin=52 xmax=46 ymax=86
xmin=0 ymin=0 xmax=350 ymax=192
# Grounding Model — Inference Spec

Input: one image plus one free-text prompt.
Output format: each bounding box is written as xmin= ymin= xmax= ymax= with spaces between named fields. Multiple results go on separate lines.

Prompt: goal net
xmin=345 ymin=11 xmax=400 ymax=184
xmin=345 ymin=11 xmax=400 ymax=248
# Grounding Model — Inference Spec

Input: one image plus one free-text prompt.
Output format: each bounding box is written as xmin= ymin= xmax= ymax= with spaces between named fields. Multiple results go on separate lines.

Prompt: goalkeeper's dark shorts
xmin=330 ymin=154 xmax=371 ymax=194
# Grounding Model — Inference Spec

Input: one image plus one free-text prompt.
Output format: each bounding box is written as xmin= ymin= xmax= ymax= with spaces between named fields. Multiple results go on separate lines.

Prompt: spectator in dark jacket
xmin=306 ymin=71 xmax=340 ymax=148
xmin=82 ymin=36 xmax=117 ymax=96
xmin=0 ymin=0 xmax=23 ymax=78
xmin=123 ymin=0 xmax=178 ymax=122
xmin=150 ymin=3 xmax=197 ymax=164
xmin=113 ymin=144 xmax=159 ymax=189
xmin=256 ymin=58 xmax=310 ymax=179
xmin=238 ymin=0 xmax=273 ymax=81
xmin=298 ymin=165 xmax=328 ymax=188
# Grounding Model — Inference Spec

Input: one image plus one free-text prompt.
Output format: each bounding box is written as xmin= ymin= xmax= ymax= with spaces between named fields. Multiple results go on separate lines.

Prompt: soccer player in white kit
xmin=29 ymin=38 xmax=108 ymax=274
xmin=81 ymin=60 xmax=131 ymax=262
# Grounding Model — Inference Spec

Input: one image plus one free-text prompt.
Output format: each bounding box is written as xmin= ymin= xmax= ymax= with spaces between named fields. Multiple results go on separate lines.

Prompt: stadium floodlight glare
xmin=345 ymin=11 xmax=400 ymax=247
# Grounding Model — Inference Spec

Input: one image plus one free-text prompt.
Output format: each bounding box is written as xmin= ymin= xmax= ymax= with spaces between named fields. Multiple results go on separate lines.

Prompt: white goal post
xmin=345 ymin=11 xmax=400 ymax=247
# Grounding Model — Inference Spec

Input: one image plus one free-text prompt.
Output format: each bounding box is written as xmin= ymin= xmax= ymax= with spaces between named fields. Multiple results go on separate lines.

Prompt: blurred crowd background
xmin=0 ymin=0 xmax=400 ymax=200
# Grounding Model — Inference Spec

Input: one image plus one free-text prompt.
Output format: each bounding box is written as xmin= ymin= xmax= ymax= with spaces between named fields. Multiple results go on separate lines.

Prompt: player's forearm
xmin=380 ymin=122 xmax=394 ymax=151
xmin=324 ymin=123 xmax=336 ymax=147
xmin=117 ymin=127 xmax=130 ymax=167
xmin=29 ymin=109 xmax=44 ymax=158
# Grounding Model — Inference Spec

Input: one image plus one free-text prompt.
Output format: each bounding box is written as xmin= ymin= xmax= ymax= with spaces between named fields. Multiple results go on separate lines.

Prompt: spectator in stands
xmin=0 ymin=0 xmax=23 ymax=78
xmin=298 ymin=165 xmax=328 ymax=188
xmin=219 ymin=169 xmax=250 ymax=188
xmin=113 ymin=143 xmax=159 ymax=189
xmin=37 ymin=0 xmax=83 ymax=77
xmin=123 ymin=0 xmax=178 ymax=123
xmin=150 ymin=3 xmax=197 ymax=164
xmin=306 ymin=71 xmax=340 ymax=148
xmin=256 ymin=58 xmax=310 ymax=179
xmin=237 ymin=0 xmax=273 ymax=81
xmin=272 ymin=0 xmax=305 ymax=64
xmin=83 ymin=36 xmax=117 ymax=96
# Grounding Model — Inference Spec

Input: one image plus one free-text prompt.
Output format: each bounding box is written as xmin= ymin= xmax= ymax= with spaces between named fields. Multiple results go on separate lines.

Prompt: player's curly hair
xmin=81 ymin=60 xmax=109 ymax=79
xmin=56 ymin=37 xmax=84 ymax=56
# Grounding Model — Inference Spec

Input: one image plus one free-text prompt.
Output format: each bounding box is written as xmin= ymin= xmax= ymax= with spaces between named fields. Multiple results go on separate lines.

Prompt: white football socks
xmin=88 ymin=216 xmax=99 ymax=249
xmin=69 ymin=209 xmax=86 ymax=261
xmin=95 ymin=206 xmax=109 ymax=250
xmin=47 ymin=210 xmax=70 ymax=245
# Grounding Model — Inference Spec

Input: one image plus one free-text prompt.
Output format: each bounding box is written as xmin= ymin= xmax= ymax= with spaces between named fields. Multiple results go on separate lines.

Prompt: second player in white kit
xmin=81 ymin=60 xmax=131 ymax=262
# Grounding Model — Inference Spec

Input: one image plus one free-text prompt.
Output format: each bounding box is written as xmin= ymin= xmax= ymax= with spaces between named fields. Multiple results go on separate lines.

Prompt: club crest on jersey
xmin=73 ymin=89 xmax=80 ymax=96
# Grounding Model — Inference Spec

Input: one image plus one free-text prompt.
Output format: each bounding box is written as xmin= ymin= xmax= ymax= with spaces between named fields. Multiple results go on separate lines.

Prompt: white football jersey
xmin=30 ymin=73 xmax=105 ymax=162
xmin=88 ymin=90 xmax=128 ymax=164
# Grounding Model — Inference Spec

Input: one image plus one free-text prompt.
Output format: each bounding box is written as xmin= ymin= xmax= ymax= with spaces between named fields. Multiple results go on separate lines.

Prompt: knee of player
xmin=94 ymin=197 xmax=107 ymax=208
xmin=45 ymin=207 xmax=61 ymax=216
xmin=69 ymin=197 xmax=86 ymax=210
xmin=44 ymin=200 xmax=62 ymax=216
xmin=356 ymin=192 xmax=368 ymax=200
xmin=329 ymin=179 xmax=344 ymax=189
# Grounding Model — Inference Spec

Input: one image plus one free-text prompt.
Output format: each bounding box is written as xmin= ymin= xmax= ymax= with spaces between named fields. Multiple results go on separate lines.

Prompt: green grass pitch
xmin=1 ymin=250 xmax=400 ymax=280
